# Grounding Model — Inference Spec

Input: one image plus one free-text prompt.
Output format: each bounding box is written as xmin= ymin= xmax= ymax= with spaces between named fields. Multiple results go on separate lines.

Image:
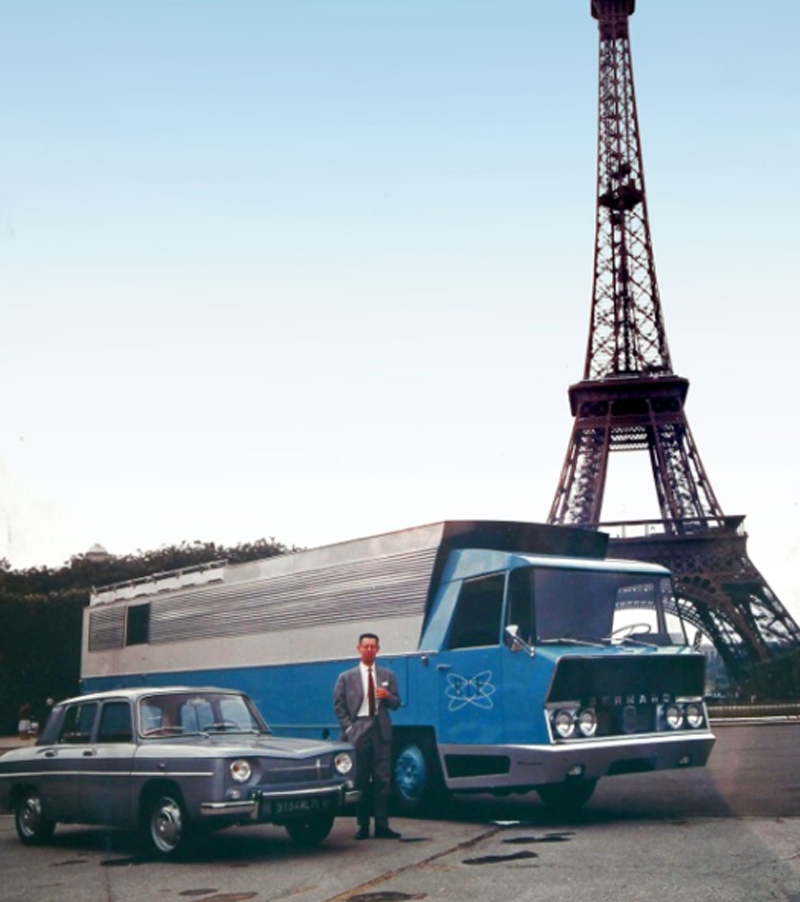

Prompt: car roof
xmin=59 ymin=686 xmax=247 ymax=706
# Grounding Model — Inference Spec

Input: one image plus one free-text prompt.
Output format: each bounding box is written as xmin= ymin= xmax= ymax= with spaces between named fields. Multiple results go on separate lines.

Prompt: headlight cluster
xmin=334 ymin=752 xmax=354 ymax=775
xmin=230 ymin=758 xmax=252 ymax=783
xmin=549 ymin=706 xmax=598 ymax=739
xmin=661 ymin=701 xmax=706 ymax=731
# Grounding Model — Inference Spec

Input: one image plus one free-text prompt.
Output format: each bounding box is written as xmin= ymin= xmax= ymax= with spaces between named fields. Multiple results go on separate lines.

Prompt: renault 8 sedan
xmin=0 ymin=687 xmax=358 ymax=858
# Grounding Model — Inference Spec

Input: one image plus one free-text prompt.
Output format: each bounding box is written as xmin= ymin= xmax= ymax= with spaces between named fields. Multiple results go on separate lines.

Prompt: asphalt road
xmin=1 ymin=721 xmax=799 ymax=902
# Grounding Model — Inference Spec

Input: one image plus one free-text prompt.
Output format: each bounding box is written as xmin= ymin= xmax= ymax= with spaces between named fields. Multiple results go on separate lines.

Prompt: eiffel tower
xmin=547 ymin=0 xmax=800 ymax=680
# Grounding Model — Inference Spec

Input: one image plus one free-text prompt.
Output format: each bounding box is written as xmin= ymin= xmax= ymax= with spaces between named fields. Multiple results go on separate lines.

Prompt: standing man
xmin=333 ymin=632 xmax=402 ymax=840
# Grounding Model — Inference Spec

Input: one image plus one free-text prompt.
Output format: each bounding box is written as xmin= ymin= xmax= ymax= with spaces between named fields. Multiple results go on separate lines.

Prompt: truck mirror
xmin=504 ymin=625 xmax=533 ymax=656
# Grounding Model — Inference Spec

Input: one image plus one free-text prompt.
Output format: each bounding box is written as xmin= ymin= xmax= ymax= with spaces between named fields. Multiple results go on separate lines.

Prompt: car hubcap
xmin=152 ymin=798 xmax=183 ymax=852
xmin=19 ymin=796 xmax=41 ymax=837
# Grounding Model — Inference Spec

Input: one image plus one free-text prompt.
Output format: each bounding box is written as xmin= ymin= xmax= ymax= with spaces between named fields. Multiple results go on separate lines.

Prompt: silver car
xmin=0 ymin=686 xmax=358 ymax=858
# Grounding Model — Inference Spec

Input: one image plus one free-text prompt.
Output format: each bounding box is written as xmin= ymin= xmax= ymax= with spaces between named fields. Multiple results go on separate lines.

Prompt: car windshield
xmin=138 ymin=692 xmax=268 ymax=737
xmin=507 ymin=565 xmax=688 ymax=647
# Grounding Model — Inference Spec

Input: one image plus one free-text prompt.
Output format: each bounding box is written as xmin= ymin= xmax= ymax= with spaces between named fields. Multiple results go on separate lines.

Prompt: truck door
xmin=501 ymin=565 xmax=548 ymax=745
xmin=436 ymin=572 xmax=506 ymax=746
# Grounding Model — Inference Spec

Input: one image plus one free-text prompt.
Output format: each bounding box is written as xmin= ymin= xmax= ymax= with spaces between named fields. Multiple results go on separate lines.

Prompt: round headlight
xmin=334 ymin=752 xmax=354 ymax=775
xmin=230 ymin=758 xmax=252 ymax=783
xmin=664 ymin=703 xmax=684 ymax=730
xmin=685 ymin=703 xmax=704 ymax=729
xmin=577 ymin=708 xmax=598 ymax=737
xmin=553 ymin=709 xmax=576 ymax=739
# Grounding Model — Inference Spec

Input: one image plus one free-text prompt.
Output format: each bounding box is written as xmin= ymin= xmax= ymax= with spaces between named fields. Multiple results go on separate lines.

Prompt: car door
xmin=80 ymin=700 xmax=136 ymax=827
xmin=42 ymin=701 xmax=99 ymax=821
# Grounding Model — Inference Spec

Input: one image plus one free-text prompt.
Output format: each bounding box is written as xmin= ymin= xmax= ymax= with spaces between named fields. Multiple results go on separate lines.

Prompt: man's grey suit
xmin=333 ymin=664 xmax=400 ymax=831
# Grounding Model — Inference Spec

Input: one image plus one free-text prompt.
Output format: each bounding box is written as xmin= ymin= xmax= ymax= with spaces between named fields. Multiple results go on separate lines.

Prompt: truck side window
xmin=507 ymin=567 xmax=535 ymax=645
xmin=447 ymin=573 xmax=505 ymax=649
xmin=126 ymin=603 xmax=150 ymax=646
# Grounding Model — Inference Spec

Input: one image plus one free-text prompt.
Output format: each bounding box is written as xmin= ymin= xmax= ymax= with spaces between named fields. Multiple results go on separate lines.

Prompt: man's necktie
xmin=368 ymin=667 xmax=376 ymax=716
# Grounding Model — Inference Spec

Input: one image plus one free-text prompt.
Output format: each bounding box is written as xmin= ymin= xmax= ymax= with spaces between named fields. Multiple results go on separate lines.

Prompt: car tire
xmin=144 ymin=791 xmax=192 ymax=859
xmin=14 ymin=789 xmax=56 ymax=845
xmin=284 ymin=812 xmax=336 ymax=847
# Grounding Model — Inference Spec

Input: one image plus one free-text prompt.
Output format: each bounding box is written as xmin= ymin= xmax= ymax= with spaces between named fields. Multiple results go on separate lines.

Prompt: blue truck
xmin=81 ymin=520 xmax=715 ymax=813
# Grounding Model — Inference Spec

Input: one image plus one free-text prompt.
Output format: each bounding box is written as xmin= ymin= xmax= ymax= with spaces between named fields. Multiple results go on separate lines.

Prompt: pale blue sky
xmin=0 ymin=1 xmax=798 ymax=615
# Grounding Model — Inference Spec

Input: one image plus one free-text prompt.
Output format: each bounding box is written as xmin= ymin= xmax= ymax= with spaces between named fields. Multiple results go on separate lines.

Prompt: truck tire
xmin=536 ymin=778 xmax=597 ymax=813
xmin=392 ymin=737 xmax=447 ymax=816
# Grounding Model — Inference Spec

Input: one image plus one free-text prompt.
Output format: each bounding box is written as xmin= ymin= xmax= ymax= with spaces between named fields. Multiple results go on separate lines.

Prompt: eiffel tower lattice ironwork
xmin=547 ymin=0 xmax=800 ymax=680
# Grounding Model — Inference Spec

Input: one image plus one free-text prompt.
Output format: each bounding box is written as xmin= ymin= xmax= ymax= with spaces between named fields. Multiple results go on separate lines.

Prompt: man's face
xmin=357 ymin=637 xmax=379 ymax=665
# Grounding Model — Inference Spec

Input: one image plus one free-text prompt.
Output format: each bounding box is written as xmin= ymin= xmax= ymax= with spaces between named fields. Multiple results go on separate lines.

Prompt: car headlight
xmin=334 ymin=752 xmax=354 ymax=775
xmin=664 ymin=703 xmax=684 ymax=730
xmin=685 ymin=702 xmax=705 ymax=729
xmin=230 ymin=759 xmax=252 ymax=783
xmin=577 ymin=707 xmax=598 ymax=737
xmin=553 ymin=709 xmax=576 ymax=739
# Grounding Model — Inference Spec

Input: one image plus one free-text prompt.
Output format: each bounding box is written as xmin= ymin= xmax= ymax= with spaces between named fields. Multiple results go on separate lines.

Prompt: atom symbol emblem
xmin=445 ymin=670 xmax=496 ymax=711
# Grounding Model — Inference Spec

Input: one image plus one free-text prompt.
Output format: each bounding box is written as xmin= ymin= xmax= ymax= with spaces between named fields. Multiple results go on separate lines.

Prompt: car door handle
xmin=436 ymin=663 xmax=452 ymax=671
xmin=44 ymin=750 xmax=57 ymax=758
xmin=82 ymin=749 xmax=96 ymax=757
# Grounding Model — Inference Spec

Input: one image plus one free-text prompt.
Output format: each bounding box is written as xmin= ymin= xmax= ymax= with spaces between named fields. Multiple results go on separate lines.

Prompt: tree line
xmin=0 ymin=537 xmax=295 ymax=736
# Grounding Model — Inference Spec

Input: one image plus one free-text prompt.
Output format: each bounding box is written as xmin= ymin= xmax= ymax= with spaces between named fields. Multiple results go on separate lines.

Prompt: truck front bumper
xmin=439 ymin=730 xmax=715 ymax=792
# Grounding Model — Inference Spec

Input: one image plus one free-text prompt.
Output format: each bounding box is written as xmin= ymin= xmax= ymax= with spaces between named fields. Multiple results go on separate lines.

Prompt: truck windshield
xmin=507 ymin=566 xmax=686 ymax=647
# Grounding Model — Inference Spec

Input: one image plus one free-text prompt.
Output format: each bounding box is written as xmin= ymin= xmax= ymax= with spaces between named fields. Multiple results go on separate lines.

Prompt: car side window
xmin=97 ymin=702 xmax=133 ymax=743
xmin=59 ymin=702 xmax=99 ymax=744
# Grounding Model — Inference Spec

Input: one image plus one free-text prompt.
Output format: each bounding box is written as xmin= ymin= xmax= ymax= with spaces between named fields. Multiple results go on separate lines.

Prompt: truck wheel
xmin=144 ymin=792 xmax=192 ymax=859
xmin=392 ymin=738 xmax=447 ymax=816
xmin=284 ymin=812 xmax=335 ymax=847
xmin=15 ymin=789 xmax=56 ymax=845
xmin=536 ymin=778 xmax=597 ymax=813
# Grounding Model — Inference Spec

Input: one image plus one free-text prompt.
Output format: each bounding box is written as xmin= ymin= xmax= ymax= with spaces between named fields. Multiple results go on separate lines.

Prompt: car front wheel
xmin=284 ymin=812 xmax=335 ymax=847
xmin=15 ymin=789 xmax=56 ymax=845
xmin=145 ymin=792 xmax=191 ymax=859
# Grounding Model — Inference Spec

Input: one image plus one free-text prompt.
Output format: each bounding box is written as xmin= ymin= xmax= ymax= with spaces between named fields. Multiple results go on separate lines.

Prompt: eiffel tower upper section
xmin=586 ymin=0 xmax=669 ymax=383
xmin=547 ymin=0 xmax=800 ymax=675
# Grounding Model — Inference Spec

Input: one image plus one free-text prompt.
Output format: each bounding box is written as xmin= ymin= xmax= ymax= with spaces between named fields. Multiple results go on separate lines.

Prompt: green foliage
xmin=0 ymin=537 xmax=297 ymax=735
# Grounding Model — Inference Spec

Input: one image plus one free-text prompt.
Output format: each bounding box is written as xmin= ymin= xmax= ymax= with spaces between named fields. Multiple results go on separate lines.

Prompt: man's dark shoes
xmin=374 ymin=827 xmax=401 ymax=839
xmin=355 ymin=826 xmax=370 ymax=840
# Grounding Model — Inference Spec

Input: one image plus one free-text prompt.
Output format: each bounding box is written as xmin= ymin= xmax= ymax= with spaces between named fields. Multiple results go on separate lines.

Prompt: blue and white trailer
xmin=81 ymin=520 xmax=715 ymax=812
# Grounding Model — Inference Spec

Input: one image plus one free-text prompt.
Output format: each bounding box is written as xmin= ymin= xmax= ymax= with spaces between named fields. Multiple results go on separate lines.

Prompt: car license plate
xmin=263 ymin=797 xmax=330 ymax=817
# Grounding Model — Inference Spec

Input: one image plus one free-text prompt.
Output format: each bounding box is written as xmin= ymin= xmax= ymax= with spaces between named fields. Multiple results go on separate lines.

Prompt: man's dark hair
xmin=359 ymin=632 xmax=380 ymax=645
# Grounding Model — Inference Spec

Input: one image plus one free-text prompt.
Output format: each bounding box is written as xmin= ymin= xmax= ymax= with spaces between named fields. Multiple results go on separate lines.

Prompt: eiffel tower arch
xmin=547 ymin=0 xmax=800 ymax=681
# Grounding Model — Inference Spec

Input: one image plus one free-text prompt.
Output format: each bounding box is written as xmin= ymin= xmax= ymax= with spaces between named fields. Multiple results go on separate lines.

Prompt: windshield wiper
xmin=538 ymin=637 xmax=605 ymax=648
xmin=603 ymin=636 xmax=659 ymax=649
xmin=142 ymin=727 xmax=202 ymax=738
